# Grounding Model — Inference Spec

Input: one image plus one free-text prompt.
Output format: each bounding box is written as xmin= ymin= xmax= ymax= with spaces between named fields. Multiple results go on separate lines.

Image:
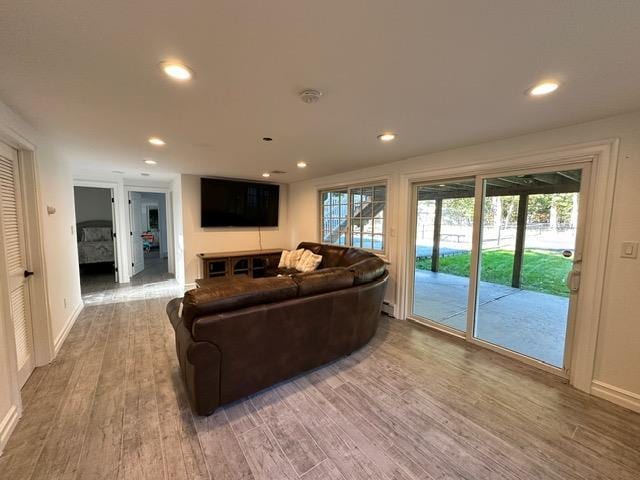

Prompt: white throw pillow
xmin=296 ymin=249 xmax=323 ymax=272
xmin=278 ymin=250 xmax=291 ymax=268
xmin=287 ymin=248 xmax=305 ymax=269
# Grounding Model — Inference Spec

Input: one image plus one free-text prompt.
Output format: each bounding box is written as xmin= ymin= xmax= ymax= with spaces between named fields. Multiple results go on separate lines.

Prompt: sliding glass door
xmin=410 ymin=164 xmax=589 ymax=373
xmin=412 ymin=179 xmax=475 ymax=333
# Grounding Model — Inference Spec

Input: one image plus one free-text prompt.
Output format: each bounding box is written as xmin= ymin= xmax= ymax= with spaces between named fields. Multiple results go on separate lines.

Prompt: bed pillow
xmin=296 ymin=249 xmax=323 ymax=273
xmin=82 ymin=227 xmax=112 ymax=242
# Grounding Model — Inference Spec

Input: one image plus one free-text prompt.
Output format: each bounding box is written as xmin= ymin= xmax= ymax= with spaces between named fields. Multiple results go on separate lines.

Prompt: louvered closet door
xmin=0 ymin=143 xmax=34 ymax=388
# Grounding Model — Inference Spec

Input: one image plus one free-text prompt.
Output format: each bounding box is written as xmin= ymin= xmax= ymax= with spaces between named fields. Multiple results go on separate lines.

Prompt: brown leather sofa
xmin=166 ymin=242 xmax=388 ymax=415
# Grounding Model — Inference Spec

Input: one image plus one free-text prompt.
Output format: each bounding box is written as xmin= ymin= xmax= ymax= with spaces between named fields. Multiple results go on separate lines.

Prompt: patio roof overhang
xmin=417 ymin=171 xmax=581 ymax=200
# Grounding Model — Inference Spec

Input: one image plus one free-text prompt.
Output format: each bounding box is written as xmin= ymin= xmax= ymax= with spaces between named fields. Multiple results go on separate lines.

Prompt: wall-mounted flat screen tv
xmin=201 ymin=177 xmax=279 ymax=227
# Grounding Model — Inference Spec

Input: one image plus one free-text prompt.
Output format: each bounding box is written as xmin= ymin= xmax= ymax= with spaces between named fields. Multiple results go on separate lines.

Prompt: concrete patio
xmin=413 ymin=270 xmax=569 ymax=367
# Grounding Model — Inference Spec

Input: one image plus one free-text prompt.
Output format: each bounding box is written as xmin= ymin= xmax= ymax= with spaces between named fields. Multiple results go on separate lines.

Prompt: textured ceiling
xmin=1 ymin=1 xmax=640 ymax=183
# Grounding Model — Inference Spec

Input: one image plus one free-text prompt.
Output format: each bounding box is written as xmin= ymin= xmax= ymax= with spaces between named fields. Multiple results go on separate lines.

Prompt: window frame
xmin=318 ymin=181 xmax=388 ymax=254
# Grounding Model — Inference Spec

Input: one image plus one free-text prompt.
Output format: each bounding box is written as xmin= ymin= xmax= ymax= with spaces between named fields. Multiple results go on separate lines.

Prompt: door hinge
xmin=130 ymin=231 xmax=133 ymax=236
xmin=111 ymin=197 xmax=115 ymax=203
xmin=115 ymin=267 xmax=118 ymax=272
xmin=113 ymin=232 xmax=117 ymax=238
xmin=128 ymin=199 xmax=131 ymax=205
xmin=132 ymin=262 xmax=135 ymax=267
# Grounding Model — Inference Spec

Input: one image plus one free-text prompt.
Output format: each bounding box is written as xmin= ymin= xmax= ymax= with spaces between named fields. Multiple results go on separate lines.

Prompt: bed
xmin=77 ymin=220 xmax=115 ymax=264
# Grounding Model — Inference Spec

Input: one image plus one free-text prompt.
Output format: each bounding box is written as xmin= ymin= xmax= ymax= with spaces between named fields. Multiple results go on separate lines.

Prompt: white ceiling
xmin=1 ymin=1 xmax=640 ymax=183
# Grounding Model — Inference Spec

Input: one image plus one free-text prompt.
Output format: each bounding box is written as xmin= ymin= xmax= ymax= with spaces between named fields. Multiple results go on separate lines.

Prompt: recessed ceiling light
xmin=141 ymin=173 xmax=151 ymax=177
xmin=438 ymin=184 xmax=446 ymax=187
xmin=262 ymin=172 xmax=271 ymax=178
xmin=528 ymin=81 xmax=559 ymax=97
xmin=148 ymin=137 xmax=165 ymax=146
xmin=144 ymin=158 xmax=157 ymax=165
xmin=161 ymin=62 xmax=193 ymax=81
xmin=297 ymin=161 xmax=307 ymax=168
xmin=377 ymin=133 xmax=396 ymax=142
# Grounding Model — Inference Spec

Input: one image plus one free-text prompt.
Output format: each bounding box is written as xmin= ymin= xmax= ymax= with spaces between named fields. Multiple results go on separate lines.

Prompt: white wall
xmin=73 ymin=186 xmax=112 ymax=223
xmin=179 ymin=174 xmax=290 ymax=286
xmin=40 ymin=152 xmax=84 ymax=347
xmin=289 ymin=110 xmax=640 ymax=410
xmin=171 ymin=176 xmax=185 ymax=285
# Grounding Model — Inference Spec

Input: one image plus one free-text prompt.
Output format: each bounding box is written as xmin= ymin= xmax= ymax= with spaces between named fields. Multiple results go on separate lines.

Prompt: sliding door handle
xmin=565 ymin=270 xmax=580 ymax=292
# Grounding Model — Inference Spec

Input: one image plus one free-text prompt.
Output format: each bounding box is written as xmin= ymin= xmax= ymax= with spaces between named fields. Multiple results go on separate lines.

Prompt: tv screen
xmin=200 ymin=177 xmax=279 ymax=227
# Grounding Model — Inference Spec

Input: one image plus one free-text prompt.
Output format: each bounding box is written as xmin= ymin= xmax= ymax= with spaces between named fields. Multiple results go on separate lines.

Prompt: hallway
xmin=80 ymin=251 xmax=173 ymax=303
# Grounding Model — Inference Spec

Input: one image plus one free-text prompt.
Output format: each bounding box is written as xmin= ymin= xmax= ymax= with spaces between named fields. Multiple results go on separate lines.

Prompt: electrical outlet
xmin=621 ymin=241 xmax=639 ymax=259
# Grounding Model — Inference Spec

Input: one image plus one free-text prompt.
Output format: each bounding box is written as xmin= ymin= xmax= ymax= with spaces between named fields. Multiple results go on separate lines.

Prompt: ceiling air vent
xmin=299 ymin=89 xmax=323 ymax=104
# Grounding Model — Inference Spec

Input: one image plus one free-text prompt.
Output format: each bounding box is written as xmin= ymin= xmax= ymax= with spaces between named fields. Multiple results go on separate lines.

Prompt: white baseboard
xmin=381 ymin=301 xmax=396 ymax=318
xmin=54 ymin=301 xmax=84 ymax=355
xmin=591 ymin=380 xmax=640 ymax=414
xmin=0 ymin=404 xmax=20 ymax=456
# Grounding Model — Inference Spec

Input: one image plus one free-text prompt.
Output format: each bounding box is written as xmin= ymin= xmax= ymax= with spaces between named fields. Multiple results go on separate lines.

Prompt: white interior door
xmin=0 ymin=143 xmax=34 ymax=388
xmin=129 ymin=191 xmax=144 ymax=276
xmin=110 ymin=188 xmax=119 ymax=282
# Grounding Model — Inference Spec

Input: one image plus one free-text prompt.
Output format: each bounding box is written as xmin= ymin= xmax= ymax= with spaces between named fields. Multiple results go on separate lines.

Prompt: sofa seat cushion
xmin=349 ymin=257 xmax=386 ymax=285
xmin=264 ymin=267 xmax=299 ymax=277
xmin=181 ymin=276 xmax=298 ymax=330
xmin=292 ymin=267 xmax=355 ymax=297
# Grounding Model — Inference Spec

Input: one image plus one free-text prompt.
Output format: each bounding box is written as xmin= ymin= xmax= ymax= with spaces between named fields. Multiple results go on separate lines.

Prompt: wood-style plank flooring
xmin=1 ymin=274 xmax=639 ymax=479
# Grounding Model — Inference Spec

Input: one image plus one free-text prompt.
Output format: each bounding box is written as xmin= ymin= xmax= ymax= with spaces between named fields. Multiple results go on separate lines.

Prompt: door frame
xmin=123 ymin=186 xmax=175 ymax=279
xmin=399 ymin=139 xmax=619 ymax=392
xmin=0 ymin=120 xmax=55 ymax=448
xmin=73 ymin=180 xmax=127 ymax=283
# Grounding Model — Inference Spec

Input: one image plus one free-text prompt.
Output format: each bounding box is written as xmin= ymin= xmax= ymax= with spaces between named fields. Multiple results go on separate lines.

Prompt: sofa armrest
xmin=349 ymin=257 xmax=386 ymax=285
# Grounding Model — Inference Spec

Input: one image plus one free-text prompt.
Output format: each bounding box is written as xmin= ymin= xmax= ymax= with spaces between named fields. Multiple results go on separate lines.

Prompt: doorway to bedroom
xmin=73 ymin=186 xmax=119 ymax=294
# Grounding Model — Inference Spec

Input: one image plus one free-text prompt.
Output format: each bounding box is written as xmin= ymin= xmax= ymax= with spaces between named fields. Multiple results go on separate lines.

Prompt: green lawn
xmin=416 ymin=249 xmax=572 ymax=297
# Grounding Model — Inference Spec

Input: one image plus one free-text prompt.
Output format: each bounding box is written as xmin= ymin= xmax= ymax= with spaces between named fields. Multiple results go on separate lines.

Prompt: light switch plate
xmin=621 ymin=241 xmax=638 ymax=259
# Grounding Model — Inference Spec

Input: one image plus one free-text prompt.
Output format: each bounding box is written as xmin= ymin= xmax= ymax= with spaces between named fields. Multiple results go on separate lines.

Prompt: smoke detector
xmin=299 ymin=89 xmax=323 ymax=104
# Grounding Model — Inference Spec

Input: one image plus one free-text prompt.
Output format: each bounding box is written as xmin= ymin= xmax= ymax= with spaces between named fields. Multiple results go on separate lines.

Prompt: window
xmin=320 ymin=183 xmax=386 ymax=252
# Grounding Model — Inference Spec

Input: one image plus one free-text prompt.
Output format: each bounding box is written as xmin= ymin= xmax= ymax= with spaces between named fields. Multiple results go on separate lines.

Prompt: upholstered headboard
xmin=76 ymin=220 xmax=113 ymax=242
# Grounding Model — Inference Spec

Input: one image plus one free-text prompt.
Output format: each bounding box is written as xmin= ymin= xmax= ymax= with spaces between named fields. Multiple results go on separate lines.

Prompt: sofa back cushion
xmin=319 ymin=245 xmax=347 ymax=268
xmin=297 ymin=242 xmax=323 ymax=255
xmin=292 ymin=267 xmax=355 ymax=297
xmin=296 ymin=242 xmax=386 ymax=283
xmin=340 ymin=247 xmax=373 ymax=267
xmin=181 ymin=276 xmax=298 ymax=330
